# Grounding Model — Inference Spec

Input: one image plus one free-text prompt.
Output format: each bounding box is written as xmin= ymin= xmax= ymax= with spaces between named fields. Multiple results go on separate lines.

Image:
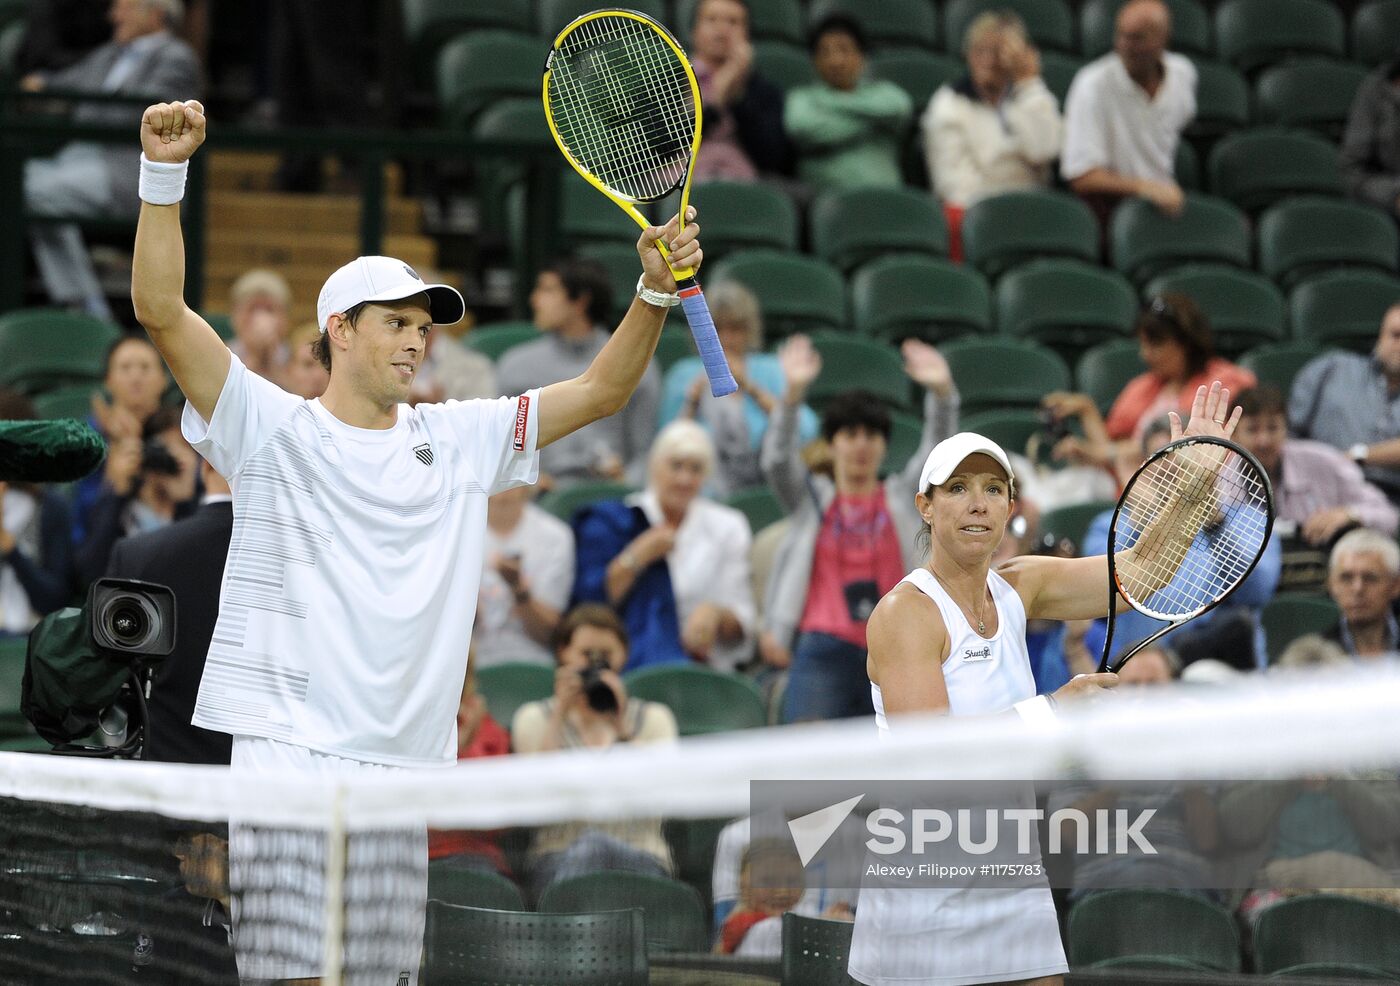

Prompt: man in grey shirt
xmin=1341 ymin=58 xmax=1400 ymax=218
xmin=1289 ymin=303 xmax=1400 ymax=503
xmin=497 ymin=258 xmax=660 ymax=488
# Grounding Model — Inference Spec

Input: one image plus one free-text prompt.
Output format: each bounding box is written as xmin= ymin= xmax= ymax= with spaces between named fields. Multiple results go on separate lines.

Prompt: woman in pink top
xmin=1105 ymin=294 xmax=1255 ymax=443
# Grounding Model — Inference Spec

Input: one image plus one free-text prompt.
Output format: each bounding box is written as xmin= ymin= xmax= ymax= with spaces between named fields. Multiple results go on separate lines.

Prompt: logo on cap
xmin=403 ymin=264 xmax=421 ymax=281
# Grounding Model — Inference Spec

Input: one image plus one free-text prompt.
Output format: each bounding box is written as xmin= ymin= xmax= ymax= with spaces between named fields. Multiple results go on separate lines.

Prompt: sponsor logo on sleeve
xmin=513 ymin=395 xmax=531 ymax=452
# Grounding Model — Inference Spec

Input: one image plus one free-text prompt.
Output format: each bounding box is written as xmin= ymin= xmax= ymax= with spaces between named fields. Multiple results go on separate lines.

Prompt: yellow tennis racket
xmin=544 ymin=8 xmax=737 ymax=397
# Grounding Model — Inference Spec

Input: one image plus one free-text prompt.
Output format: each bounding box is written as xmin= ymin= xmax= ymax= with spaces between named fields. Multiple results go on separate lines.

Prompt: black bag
xmin=20 ymin=604 xmax=132 ymax=746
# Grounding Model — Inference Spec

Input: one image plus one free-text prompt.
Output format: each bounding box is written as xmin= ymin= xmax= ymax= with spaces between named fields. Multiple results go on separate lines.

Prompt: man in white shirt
xmin=1060 ymin=0 xmax=1195 ymax=221
xmin=130 ymin=98 xmax=702 ymax=986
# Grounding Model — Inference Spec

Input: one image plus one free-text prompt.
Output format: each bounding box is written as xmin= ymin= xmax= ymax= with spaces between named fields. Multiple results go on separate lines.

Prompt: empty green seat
xmin=428 ymin=860 xmax=527 ymax=912
xmin=884 ymin=411 xmax=923 ymax=477
xmin=1068 ymin=889 xmax=1241 ymax=971
xmin=1041 ymin=501 xmax=1116 ymax=555
xmin=1175 ymin=140 xmax=1201 ymax=192
xmin=577 ymin=242 xmax=649 ymax=322
xmin=805 ymin=332 xmax=911 ymax=412
xmin=0 ymin=309 xmax=119 ymax=394
xmin=652 ymin=327 xmax=696 ymax=375
xmin=1110 ymin=194 xmax=1250 ymax=286
xmin=1213 ymin=0 xmax=1345 ymax=74
xmin=472 ymin=96 xmax=551 ymax=148
xmin=537 ymin=0 xmax=665 ymax=36
xmin=558 ymin=177 xmax=638 ymax=248
xmin=1145 ymin=264 xmax=1287 ymax=355
xmin=962 ymin=190 xmax=1099 ymax=280
xmin=1351 ymin=0 xmax=1400 ymax=65
xmin=851 ymin=256 xmax=992 ymax=344
xmin=0 ymin=21 xmax=25 ymax=85
xmin=753 ymin=40 xmax=814 ymax=92
xmin=33 ymin=384 xmax=100 ymax=422
xmin=995 ymin=259 xmax=1137 ymax=357
xmin=1239 ymin=341 xmax=1323 ymax=395
xmin=710 ymin=251 xmax=846 ymax=338
xmin=539 ymin=872 xmax=708 ymax=953
xmin=1076 ymin=338 xmax=1146 ymax=415
xmin=1080 ymin=0 xmax=1211 ymax=58
xmin=1257 ymin=196 xmax=1399 ymax=288
xmin=0 ymin=635 xmax=28 ymax=737
xmin=810 ymin=0 xmax=939 ymax=50
xmin=1262 ymin=593 xmax=1342 ymax=662
xmin=623 ymin=664 xmax=767 ymax=735
xmin=436 ymin=30 xmax=541 ymax=129
xmin=1038 ymin=50 xmax=1081 ymax=106
xmin=662 ymin=817 xmax=728 ymax=909
xmin=1268 ymin=962 xmax=1398 ymax=980
xmin=690 ymin=180 xmax=799 ymax=261
xmin=941 ymin=338 xmax=1072 ymax=417
xmin=1187 ymin=59 xmax=1250 ymax=141
xmin=475 ymin=662 xmax=555 ymax=729
xmin=1254 ymin=58 xmax=1370 ymax=137
xmin=1208 ymin=128 xmax=1343 ymax=213
xmin=810 ymin=187 xmax=946 ymax=272
xmin=464 ymin=321 xmax=540 ymax=362
xmin=959 ymin=409 xmax=1043 ymax=460
xmin=944 ymin=0 xmax=1074 ymax=53
xmin=538 ymin=480 xmax=636 ymax=524
xmin=782 ymin=912 xmax=860 ymax=986
xmin=403 ymin=0 xmax=531 ymax=84
xmin=1289 ymin=270 xmax=1400 ymax=352
xmin=1254 ymin=894 xmax=1400 ymax=976
xmin=868 ymin=50 xmax=962 ymax=109
xmin=723 ymin=487 xmax=786 ymax=534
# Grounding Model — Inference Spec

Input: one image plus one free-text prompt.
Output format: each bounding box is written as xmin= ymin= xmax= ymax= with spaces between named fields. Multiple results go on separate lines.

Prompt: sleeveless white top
xmin=849 ymin=567 xmax=1068 ymax=986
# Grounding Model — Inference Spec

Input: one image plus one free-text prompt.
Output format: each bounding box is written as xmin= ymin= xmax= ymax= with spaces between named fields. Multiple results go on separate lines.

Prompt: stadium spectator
xmin=410 ymin=324 xmax=496 ymax=405
xmin=1060 ymin=0 xmax=1194 ymax=223
xmin=1289 ymin=302 xmax=1400 ymax=504
xmin=1278 ymin=528 xmax=1400 ymax=667
xmin=760 ymin=335 xmax=958 ymax=722
xmin=282 ymin=321 xmax=329 ymax=400
xmin=1341 ymin=57 xmax=1400 ymax=219
xmin=715 ymin=840 xmax=852 ymax=957
xmin=512 ymin=604 xmax=678 ymax=901
xmin=13 ymin=0 xmax=111 ymax=76
xmin=784 ymin=14 xmax=911 ymax=192
xmin=475 ymin=485 xmax=575 ymax=669
xmin=572 ymin=420 xmax=754 ymax=671
xmin=658 ymin=280 xmax=818 ymax=496
xmin=226 ymin=268 xmax=291 ymax=387
xmin=689 ymin=0 xmax=791 ymax=180
xmin=923 ymin=11 xmax=1062 ymax=260
xmin=496 ymin=259 xmax=659 ymax=488
xmin=104 ymin=453 xmax=231 ymax=764
xmin=1234 ymin=385 xmax=1398 ymax=547
xmin=75 ymin=405 xmax=199 ymax=587
xmin=20 ymin=0 xmax=200 ymax=319
xmin=1105 ymin=294 xmax=1255 ymax=444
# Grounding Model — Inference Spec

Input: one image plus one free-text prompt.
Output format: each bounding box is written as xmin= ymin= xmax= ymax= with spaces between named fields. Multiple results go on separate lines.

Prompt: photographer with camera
xmin=511 ymin=603 xmax=679 ymax=903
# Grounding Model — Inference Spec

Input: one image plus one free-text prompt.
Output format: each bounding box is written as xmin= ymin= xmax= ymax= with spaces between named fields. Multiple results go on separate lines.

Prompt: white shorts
xmin=229 ymin=735 xmax=428 ymax=986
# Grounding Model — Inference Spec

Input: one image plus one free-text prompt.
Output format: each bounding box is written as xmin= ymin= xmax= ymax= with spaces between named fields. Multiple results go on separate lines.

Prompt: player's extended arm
xmin=536 ymin=209 xmax=701 ymax=449
xmin=130 ymin=100 xmax=230 ymax=424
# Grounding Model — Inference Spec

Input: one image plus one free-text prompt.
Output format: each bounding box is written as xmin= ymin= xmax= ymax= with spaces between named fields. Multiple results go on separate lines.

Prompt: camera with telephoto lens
xmin=1037 ymin=407 xmax=1071 ymax=448
xmin=89 ymin=578 xmax=176 ymax=661
xmin=578 ymin=648 xmax=619 ymax=714
xmin=139 ymin=438 xmax=182 ymax=478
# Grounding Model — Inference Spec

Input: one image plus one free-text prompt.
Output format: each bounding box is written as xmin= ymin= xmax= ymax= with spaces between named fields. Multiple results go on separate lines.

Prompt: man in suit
xmin=20 ymin=0 xmax=201 ymax=318
xmin=105 ymin=454 xmax=231 ymax=764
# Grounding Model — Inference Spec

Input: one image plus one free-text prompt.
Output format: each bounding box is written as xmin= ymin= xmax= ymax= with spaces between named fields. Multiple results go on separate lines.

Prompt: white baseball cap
xmin=315 ymin=256 xmax=465 ymax=333
xmin=918 ymin=432 xmax=1015 ymax=492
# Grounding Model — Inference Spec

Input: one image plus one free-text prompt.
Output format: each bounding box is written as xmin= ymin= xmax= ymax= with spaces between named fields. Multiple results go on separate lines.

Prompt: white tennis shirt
xmin=182 ymin=354 xmax=541 ymax=766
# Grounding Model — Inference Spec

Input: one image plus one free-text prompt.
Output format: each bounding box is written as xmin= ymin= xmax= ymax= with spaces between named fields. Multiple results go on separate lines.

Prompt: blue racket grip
xmin=676 ymin=277 xmax=737 ymax=397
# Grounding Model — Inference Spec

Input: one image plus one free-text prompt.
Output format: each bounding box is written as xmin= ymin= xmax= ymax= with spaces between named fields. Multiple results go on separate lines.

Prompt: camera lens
xmin=97 ymin=594 xmax=159 ymax=652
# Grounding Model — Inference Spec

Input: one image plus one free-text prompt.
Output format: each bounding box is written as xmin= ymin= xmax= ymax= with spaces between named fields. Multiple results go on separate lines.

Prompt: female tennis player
xmin=848 ymin=381 xmax=1241 ymax=986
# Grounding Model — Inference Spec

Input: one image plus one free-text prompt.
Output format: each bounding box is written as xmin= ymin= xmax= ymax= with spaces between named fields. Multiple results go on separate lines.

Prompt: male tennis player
xmin=131 ymin=99 xmax=701 ymax=985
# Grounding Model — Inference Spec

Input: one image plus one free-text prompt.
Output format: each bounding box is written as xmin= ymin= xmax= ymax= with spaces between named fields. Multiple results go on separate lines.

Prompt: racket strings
xmin=1113 ymin=443 xmax=1271 ymax=620
xmin=549 ymin=16 xmax=696 ymax=202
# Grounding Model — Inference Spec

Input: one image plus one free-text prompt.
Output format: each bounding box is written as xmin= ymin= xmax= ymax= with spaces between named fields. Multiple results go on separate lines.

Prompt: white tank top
xmin=871 ymin=567 xmax=1037 ymax=729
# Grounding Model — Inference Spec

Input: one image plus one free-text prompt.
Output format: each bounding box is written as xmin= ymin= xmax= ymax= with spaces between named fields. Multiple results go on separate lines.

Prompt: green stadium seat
xmin=1175 ymin=140 xmax=1201 ymax=192
xmin=868 ymin=50 xmax=962 ymax=109
xmin=805 ymin=332 xmax=912 ymax=412
xmin=403 ymin=0 xmax=531 ymax=85
xmin=678 ymin=0 xmax=804 ymax=45
xmin=850 ymin=256 xmax=993 ymax=344
xmin=689 ymin=180 xmax=799 ymax=262
xmin=1144 ymin=264 xmax=1287 ymax=355
xmin=1076 ymin=338 xmax=1146 ymax=415
xmin=537 ymin=0 xmax=666 ymax=36
xmin=1209 ymin=128 xmax=1344 ymax=212
xmin=663 ymin=817 xmax=728 ymax=909
xmin=1238 ymin=341 xmax=1324 ymax=395
xmin=1109 ymin=194 xmax=1251 ymax=286
xmin=202 ymin=312 xmax=236 ymax=342
xmin=884 ymin=410 xmax=923 ymax=478
xmin=944 ymin=0 xmax=1074 ymax=54
xmin=0 ymin=20 xmax=26 ymax=84
xmin=1213 ymin=0 xmax=1345 ymax=74
xmin=1254 ymin=58 xmax=1370 ymax=137
xmin=540 ymin=872 xmax=708 ymax=953
xmin=941 ymin=338 xmax=1072 ymax=417
xmin=1269 ymin=962 xmax=1398 ymax=980
xmin=1187 ymin=59 xmax=1250 ymax=143
xmin=1254 ymin=895 xmax=1400 ymax=976
xmin=810 ymin=187 xmax=947 ymax=273
xmin=0 ymin=635 xmax=28 ymax=738
xmin=994 ymin=259 xmax=1137 ymax=358
xmin=1262 ymin=593 xmax=1342 ymax=662
xmin=576 ymin=242 xmax=649 ymax=323
xmin=475 ymin=662 xmax=555 ymax=729
xmin=1257 ymin=197 xmax=1400 ymax=289
xmin=810 ymin=0 xmax=939 ymax=51
xmin=33 ymin=384 xmax=99 ymax=422
xmin=710 ymin=251 xmax=846 ymax=338
xmin=436 ymin=30 xmax=541 ymax=129
xmin=1068 ymin=889 xmax=1241 ymax=972
xmin=537 ymin=480 xmax=636 ymax=524
xmin=959 ymin=409 xmax=1044 ymax=460
xmin=0 ymin=310 xmax=119 ymax=394
xmin=753 ymin=40 xmax=814 ymax=92
xmin=1040 ymin=501 xmax=1116 ymax=555
xmin=1080 ymin=0 xmax=1211 ymax=58
xmin=424 ymin=901 xmax=648 ymax=985
xmin=472 ymin=97 xmax=551 ymax=149
xmin=623 ymin=664 xmax=767 ymax=735
xmin=1351 ymin=0 xmax=1400 ymax=65
xmin=464 ymin=322 xmax=541 ymax=363
xmin=428 ymin=860 xmax=527 ymax=911
xmin=723 ymin=487 xmax=786 ymax=533
xmin=652 ymin=327 xmax=696 ymax=375
xmin=962 ymin=190 xmax=1099 ymax=280
xmin=1039 ymin=50 xmax=1082 ymax=106
xmin=782 ymin=913 xmax=860 ymax=986
xmin=558 ymin=176 xmax=638 ymax=248
xmin=1289 ymin=270 xmax=1400 ymax=352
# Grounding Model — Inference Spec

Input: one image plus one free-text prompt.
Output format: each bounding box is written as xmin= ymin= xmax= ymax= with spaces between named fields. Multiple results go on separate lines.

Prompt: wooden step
xmin=206 ymin=191 xmax=422 ymax=236
xmin=207 ymin=152 xmax=405 ymax=196
xmin=207 ymin=229 xmax=437 ymax=271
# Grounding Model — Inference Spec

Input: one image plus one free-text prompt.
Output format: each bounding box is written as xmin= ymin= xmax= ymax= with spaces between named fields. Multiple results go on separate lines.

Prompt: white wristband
xmin=139 ymin=154 xmax=189 ymax=205
xmin=1013 ymin=695 xmax=1058 ymax=727
xmin=636 ymin=274 xmax=680 ymax=308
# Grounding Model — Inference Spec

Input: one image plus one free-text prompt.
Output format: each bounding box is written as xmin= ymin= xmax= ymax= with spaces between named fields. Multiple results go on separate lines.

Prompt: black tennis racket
xmin=1098 ymin=435 xmax=1275 ymax=673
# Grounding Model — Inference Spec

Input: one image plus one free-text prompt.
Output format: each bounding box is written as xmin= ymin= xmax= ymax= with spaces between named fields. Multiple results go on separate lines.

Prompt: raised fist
xmin=141 ymin=100 xmax=206 ymax=164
